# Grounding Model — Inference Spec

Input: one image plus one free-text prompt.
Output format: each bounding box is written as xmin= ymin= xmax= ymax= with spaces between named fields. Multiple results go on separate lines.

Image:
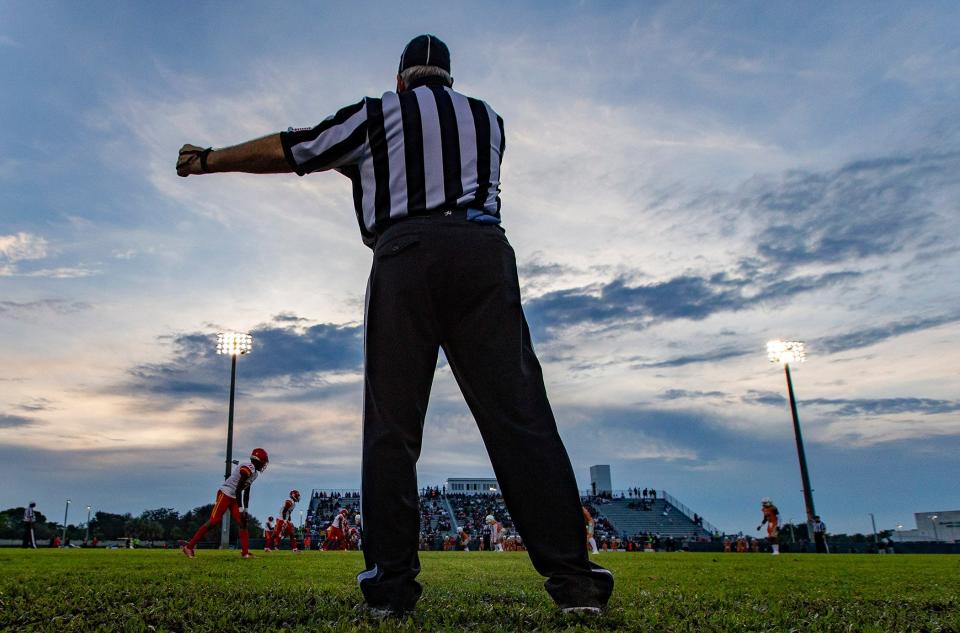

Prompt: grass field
xmin=1 ymin=550 xmax=958 ymax=632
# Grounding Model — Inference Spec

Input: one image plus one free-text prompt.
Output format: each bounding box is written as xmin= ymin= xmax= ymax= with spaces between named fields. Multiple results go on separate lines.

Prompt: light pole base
xmin=220 ymin=516 xmax=231 ymax=549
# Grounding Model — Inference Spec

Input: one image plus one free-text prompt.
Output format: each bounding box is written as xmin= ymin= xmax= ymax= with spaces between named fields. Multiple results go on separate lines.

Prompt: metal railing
xmin=580 ymin=489 xmax=720 ymax=536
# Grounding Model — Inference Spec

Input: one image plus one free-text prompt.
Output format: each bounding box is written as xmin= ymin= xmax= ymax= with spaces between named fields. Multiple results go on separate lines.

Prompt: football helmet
xmin=250 ymin=448 xmax=269 ymax=471
xmin=290 ymin=489 xmax=301 ymax=502
xmin=761 ymin=497 xmax=772 ymax=506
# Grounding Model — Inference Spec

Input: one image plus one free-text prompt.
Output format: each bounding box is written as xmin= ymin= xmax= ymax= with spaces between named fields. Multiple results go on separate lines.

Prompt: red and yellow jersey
xmin=332 ymin=513 xmax=349 ymax=531
xmin=762 ymin=504 xmax=780 ymax=536
xmin=582 ymin=506 xmax=595 ymax=535
xmin=218 ymin=462 xmax=258 ymax=499
xmin=280 ymin=498 xmax=296 ymax=521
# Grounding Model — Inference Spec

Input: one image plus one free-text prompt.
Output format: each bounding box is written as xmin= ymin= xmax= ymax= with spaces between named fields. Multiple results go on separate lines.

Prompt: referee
xmin=22 ymin=501 xmax=37 ymax=548
xmin=176 ymin=34 xmax=613 ymax=616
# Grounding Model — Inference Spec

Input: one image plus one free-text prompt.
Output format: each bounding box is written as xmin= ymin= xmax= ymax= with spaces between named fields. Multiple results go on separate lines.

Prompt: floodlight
xmin=767 ymin=340 xmax=806 ymax=365
xmin=216 ymin=332 xmax=253 ymax=356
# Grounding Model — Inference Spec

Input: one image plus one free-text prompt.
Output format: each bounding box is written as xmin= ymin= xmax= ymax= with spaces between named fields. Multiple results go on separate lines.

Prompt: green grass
xmin=1 ymin=550 xmax=958 ymax=632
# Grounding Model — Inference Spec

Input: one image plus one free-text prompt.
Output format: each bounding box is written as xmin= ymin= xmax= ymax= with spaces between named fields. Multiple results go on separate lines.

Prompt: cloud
xmin=272 ymin=311 xmax=311 ymax=323
xmin=741 ymin=390 xmax=787 ymax=407
xmin=658 ymin=389 xmax=726 ymax=400
xmin=744 ymin=151 xmax=960 ymax=271
xmin=805 ymin=397 xmax=960 ymax=417
xmin=7 ymin=266 xmax=98 ymax=278
xmin=124 ymin=318 xmax=363 ymax=399
xmin=0 ymin=414 xmax=35 ymax=428
xmin=531 ymin=249 xmax=860 ymax=343
xmin=813 ymin=313 xmax=960 ymax=354
xmin=0 ymin=232 xmax=48 ymax=262
xmin=16 ymin=398 xmax=56 ymax=413
xmin=0 ymin=299 xmax=92 ymax=319
xmin=0 ymin=233 xmax=97 ymax=278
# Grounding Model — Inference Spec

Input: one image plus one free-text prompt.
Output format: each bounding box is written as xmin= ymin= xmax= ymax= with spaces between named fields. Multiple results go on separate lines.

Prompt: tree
xmin=181 ymin=505 xmax=216 ymax=544
xmin=126 ymin=518 xmax=164 ymax=542
xmin=88 ymin=511 xmax=133 ymax=540
xmin=140 ymin=508 xmax=181 ymax=540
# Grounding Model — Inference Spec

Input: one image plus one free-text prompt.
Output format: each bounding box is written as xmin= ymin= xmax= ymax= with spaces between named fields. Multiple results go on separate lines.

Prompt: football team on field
xmin=181 ymin=448 xmax=363 ymax=558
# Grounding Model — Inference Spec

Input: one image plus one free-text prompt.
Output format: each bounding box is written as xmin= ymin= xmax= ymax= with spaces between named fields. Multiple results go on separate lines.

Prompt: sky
xmin=1 ymin=1 xmax=958 ymax=536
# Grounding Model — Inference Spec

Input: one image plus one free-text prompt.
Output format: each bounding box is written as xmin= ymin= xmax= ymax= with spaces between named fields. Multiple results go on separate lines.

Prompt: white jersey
xmin=219 ymin=461 xmax=258 ymax=499
xmin=279 ymin=498 xmax=297 ymax=521
xmin=332 ymin=513 xmax=349 ymax=531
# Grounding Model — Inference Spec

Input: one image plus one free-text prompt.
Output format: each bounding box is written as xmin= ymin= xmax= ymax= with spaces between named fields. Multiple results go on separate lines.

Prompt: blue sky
xmin=1 ymin=1 xmax=958 ymax=536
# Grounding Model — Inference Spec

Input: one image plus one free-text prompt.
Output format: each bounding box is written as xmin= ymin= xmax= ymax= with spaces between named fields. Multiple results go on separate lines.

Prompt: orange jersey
xmin=280 ymin=498 xmax=296 ymax=521
xmin=762 ymin=505 xmax=780 ymax=537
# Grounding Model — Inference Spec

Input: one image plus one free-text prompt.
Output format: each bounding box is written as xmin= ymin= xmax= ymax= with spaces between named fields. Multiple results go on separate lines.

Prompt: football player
xmin=324 ymin=508 xmax=350 ymax=550
xmin=757 ymin=497 xmax=781 ymax=555
xmin=181 ymin=447 xmax=268 ymax=559
xmin=273 ymin=489 xmax=300 ymax=552
xmin=582 ymin=505 xmax=599 ymax=554
xmin=303 ymin=523 xmax=312 ymax=551
xmin=485 ymin=514 xmax=504 ymax=552
xmin=263 ymin=516 xmax=275 ymax=552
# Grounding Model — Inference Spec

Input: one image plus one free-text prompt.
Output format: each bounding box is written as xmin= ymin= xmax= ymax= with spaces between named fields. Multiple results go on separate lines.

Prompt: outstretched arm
xmin=176 ymin=133 xmax=291 ymax=177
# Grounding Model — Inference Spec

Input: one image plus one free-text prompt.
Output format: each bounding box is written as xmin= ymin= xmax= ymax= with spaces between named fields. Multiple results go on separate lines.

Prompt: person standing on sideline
xmin=813 ymin=515 xmax=829 ymax=553
xmin=757 ymin=498 xmax=781 ymax=555
xmin=22 ymin=502 xmax=37 ymax=548
xmin=175 ymin=33 xmax=613 ymax=616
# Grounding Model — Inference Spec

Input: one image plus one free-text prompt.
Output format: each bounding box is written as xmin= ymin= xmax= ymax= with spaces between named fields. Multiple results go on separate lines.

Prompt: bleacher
xmin=587 ymin=494 xmax=714 ymax=539
xmin=307 ymin=490 xmax=360 ymax=537
xmin=446 ymin=493 xmax=514 ymax=535
xmin=305 ymin=486 xmax=716 ymax=546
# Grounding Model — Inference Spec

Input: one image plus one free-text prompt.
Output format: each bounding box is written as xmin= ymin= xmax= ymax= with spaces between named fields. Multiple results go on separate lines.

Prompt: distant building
xmin=589 ymin=465 xmax=612 ymax=495
xmin=892 ymin=510 xmax=959 ymax=543
xmin=445 ymin=477 xmax=499 ymax=495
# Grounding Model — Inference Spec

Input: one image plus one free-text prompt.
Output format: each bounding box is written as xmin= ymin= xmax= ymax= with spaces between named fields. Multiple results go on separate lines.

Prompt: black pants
xmin=22 ymin=523 xmax=36 ymax=548
xmin=357 ymin=212 xmax=613 ymax=610
xmin=815 ymin=533 xmax=828 ymax=553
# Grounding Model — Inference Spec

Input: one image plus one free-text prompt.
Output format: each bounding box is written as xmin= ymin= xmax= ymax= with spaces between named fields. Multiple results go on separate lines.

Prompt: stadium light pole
xmin=767 ymin=340 xmax=817 ymax=543
xmin=85 ymin=505 xmax=92 ymax=544
xmin=62 ymin=499 xmax=71 ymax=546
xmin=930 ymin=515 xmax=939 ymax=542
xmin=869 ymin=513 xmax=879 ymax=547
xmin=216 ymin=331 xmax=253 ymax=549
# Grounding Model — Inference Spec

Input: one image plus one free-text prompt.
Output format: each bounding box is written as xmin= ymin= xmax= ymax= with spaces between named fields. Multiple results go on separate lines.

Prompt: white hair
xmin=399 ymin=64 xmax=453 ymax=87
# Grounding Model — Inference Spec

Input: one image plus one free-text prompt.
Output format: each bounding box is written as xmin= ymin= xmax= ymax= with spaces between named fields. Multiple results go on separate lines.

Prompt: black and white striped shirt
xmin=281 ymin=81 xmax=505 ymax=247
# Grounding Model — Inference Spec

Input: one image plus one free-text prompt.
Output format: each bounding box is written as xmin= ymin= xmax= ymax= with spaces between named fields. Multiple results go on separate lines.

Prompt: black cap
xmin=398 ymin=34 xmax=451 ymax=73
